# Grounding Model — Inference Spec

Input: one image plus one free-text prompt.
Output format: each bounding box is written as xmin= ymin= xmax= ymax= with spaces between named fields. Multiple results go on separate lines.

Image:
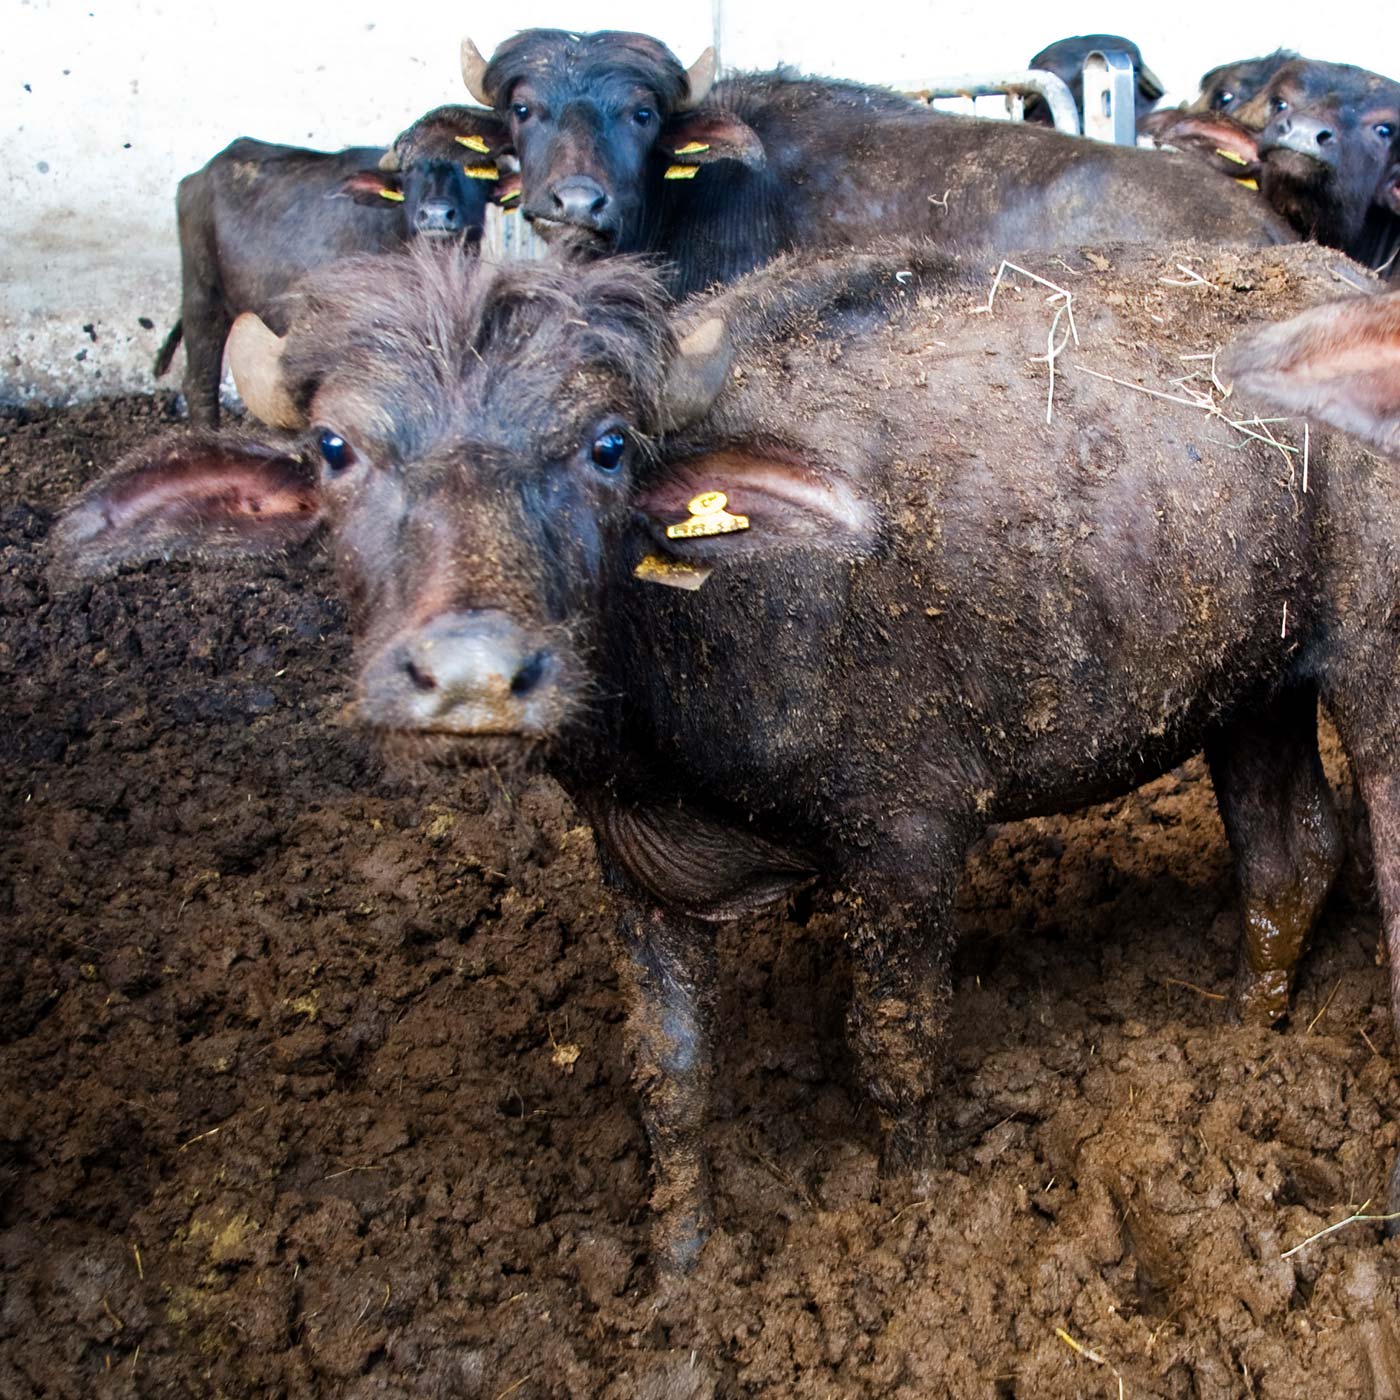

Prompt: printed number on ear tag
xmin=665 ymin=491 xmax=750 ymax=539
xmin=456 ymin=134 xmax=491 ymax=154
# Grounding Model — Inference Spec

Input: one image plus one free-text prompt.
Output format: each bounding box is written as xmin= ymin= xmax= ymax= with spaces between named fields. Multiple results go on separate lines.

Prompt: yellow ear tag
xmin=664 ymin=164 xmax=700 ymax=180
xmin=378 ymin=187 xmax=406 ymax=202
xmin=671 ymin=141 xmax=710 ymax=156
xmin=456 ymin=134 xmax=491 ymax=154
xmin=1235 ymin=177 xmax=1260 ymax=190
xmin=463 ymin=164 xmax=500 ymax=180
xmin=665 ymin=490 xmax=749 ymax=539
xmin=634 ymin=554 xmax=713 ymax=590
xmin=1216 ymin=147 xmax=1249 ymax=166
xmin=498 ymin=187 xmax=520 ymax=203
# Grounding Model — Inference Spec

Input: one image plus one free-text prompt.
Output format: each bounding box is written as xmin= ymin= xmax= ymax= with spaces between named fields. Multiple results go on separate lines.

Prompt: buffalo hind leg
xmin=611 ymin=893 xmax=717 ymax=1273
xmin=1207 ymin=686 xmax=1344 ymax=1024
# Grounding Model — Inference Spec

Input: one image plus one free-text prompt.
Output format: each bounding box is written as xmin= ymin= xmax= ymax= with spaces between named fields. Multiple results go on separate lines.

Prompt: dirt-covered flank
xmin=2 ymin=396 xmax=1399 ymax=1398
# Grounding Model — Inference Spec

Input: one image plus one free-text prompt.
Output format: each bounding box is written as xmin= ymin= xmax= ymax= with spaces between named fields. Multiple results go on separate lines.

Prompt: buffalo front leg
xmin=844 ymin=844 xmax=962 ymax=1181
xmin=611 ymin=895 xmax=718 ymax=1272
xmin=1207 ymin=685 xmax=1344 ymax=1024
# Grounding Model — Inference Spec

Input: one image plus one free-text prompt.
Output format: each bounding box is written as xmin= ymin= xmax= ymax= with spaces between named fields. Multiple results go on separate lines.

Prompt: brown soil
xmin=3 ymin=395 xmax=1400 ymax=1399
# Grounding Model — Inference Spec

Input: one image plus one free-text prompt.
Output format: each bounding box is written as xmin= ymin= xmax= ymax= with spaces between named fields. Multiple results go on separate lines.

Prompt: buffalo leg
xmin=179 ymin=292 xmax=230 ymax=429
xmin=1207 ymin=685 xmax=1343 ymax=1024
xmin=612 ymin=894 xmax=717 ymax=1272
xmin=844 ymin=846 xmax=961 ymax=1177
xmin=1346 ymin=767 xmax=1400 ymax=1226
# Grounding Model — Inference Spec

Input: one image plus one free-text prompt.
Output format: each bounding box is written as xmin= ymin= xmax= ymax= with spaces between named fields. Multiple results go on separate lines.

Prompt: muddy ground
xmin=2 ymin=395 xmax=1400 ymax=1399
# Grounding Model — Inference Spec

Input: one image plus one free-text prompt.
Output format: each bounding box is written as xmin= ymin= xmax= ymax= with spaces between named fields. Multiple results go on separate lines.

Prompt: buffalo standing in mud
xmin=405 ymin=28 xmax=1292 ymax=297
xmin=57 ymin=242 xmax=1400 ymax=1270
xmin=157 ymin=136 xmax=493 ymax=427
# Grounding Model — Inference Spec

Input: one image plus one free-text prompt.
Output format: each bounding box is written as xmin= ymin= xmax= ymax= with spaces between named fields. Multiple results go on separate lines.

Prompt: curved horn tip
xmin=663 ymin=316 xmax=732 ymax=427
xmin=678 ymin=46 xmax=718 ymax=111
xmin=227 ymin=312 xmax=302 ymax=431
xmin=460 ymin=36 xmax=492 ymax=106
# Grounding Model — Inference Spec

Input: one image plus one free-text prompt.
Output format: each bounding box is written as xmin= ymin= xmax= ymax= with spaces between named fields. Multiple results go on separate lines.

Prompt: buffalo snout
xmin=413 ymin=197 xmax=464 ymax=236
xmin=359 ymin=609 xmax=562 ymax=739
xmin=544 ymin=175 xmax=611 ymax=230
xmin=1261 ymin=113 xmax=1339 ymax=166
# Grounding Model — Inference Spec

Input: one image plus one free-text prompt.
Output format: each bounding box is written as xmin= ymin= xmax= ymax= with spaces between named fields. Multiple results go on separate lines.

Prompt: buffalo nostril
xmin=510 ymin=650 xmax=550 ymax=697
xmin=1316 ymin=128 xmax=1334 ymax=145
xmin=405 ymin=658 xmax=438 ymax=692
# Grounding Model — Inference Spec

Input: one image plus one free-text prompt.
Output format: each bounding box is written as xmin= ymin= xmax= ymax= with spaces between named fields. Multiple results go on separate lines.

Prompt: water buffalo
xmin=56 ymin=241 xmax=1396 ymax=1271
xmin=1187 ymin=49 xmax=1298 ymax=118
xmin=1021 ymin=33 xmax=1163 ymax=129
xmin=1149 ymin=59 xmax=1400 ymax=276
xmin=155 ymin=136 xmax=493 ymax=427
xmin=401 ymin=29 xmax=1292 ymax=296
xmin=1237 ymin=60 xmax=1400 ymax=276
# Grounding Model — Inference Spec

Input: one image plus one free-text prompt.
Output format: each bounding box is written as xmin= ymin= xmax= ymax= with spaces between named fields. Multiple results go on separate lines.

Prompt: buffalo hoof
xmin=1228 ymin=963 xmax=1292 ymax=1027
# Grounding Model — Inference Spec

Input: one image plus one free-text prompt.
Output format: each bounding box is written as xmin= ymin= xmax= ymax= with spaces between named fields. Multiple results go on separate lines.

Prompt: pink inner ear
xmin=639 ymin=450 xmax=874 ymax=543
xmin=97 ymin=453 xmax=318 ymax=532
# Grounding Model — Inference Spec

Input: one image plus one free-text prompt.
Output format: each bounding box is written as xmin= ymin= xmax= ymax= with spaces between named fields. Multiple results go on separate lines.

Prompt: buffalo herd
xmin=62 ymin=30 xmax=1400 ymax=1270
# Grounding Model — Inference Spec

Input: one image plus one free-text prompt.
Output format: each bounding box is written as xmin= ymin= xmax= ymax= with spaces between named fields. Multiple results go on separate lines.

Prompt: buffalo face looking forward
xmin=56 ymin=244 xmax=1400 ymax=1270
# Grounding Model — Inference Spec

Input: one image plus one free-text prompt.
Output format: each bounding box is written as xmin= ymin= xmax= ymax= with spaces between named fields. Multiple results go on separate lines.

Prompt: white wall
xmin=6 ymin=1 xmax=1398 ymax=405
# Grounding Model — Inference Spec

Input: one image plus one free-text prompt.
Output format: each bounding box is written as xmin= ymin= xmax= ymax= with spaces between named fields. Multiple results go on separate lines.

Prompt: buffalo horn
xmin=676 ymin=46 xmax=717 ymax=111
xmin=227 ymin=313 xmax=302 ymax=430
xmin=460 ymin=37 xmax=492 ymax=106
xmin=377 ymin=147 xmax=401 ymax=172
xmin=662 ymin=317 xmax=731 ymax=427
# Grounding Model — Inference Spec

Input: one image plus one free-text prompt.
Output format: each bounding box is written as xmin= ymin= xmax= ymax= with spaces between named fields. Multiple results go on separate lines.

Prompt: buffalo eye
xmin=511 ymin=102 xmax=531 ymax=121
xmin=1271 ymin=96 xmax=1289 ymax=114
xmin=1375 ymin=121 xmax=1396 ymax=141
xmin=1210 ymin=89 xmax=1235 ymax=111
xmin=590 ymin=428 xmax=627 ymax=473
xmin=317 ymin=429 xmax=355 ymax=475
xmin=633 ymin=106 xmax=655 ymax=125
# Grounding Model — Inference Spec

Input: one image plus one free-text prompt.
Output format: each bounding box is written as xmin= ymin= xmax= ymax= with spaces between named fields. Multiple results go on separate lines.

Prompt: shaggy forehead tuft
xmin=277 ymin=245 xmax=675 ymax=436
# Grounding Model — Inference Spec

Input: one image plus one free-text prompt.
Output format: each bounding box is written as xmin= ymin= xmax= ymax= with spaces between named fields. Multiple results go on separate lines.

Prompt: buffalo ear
xmin=1145 ymin=110 xmax=1260 ymax=178
xmin=635 ymin=450 xmax=878 ymax=563
xmin=1222 ymin=290 xmax=1400 ymax=455
xmin=390 ymin=104 xmax=509 ymax=166
xmin=336 ymin=170 xmax=406 ymax=206
xmin=51 ymin=433 xmax=323 ymax=585
xmin=661 ymin=111 xmax=765 ymax=170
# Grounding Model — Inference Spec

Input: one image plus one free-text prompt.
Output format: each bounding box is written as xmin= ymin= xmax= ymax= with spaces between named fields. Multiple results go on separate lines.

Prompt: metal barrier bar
xmin=1082 ymin=51 xmax=1137 ymax=145
xmin=898 ymin=70 xmax=1081 ymax=135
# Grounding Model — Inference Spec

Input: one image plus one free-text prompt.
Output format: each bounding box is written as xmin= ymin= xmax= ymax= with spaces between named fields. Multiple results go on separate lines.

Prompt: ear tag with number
xmin=664 ymin=164 xmax=700 ymax=180
xmin=665 ymin=490 xmax=749 ymax=539
xmin=633 ymin=554 xmax=713 ymax=590
xmin=456 ymin=134 xmax=491 ymax=154
xmin=463 ymin=164 xmax=500 ymax=180
xmin=378 ymin=187 xmax=406 ymax=202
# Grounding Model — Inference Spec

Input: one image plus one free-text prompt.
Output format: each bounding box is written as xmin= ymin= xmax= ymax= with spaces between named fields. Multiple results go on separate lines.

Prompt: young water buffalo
xmin=1239 ymin=60 xmax=1400 ymax=276
xmin=407 ymin=29 xmax=1292 ymax=296
xmin=56 ymin=241 xmax=1397 ymax=1270
xmin=156 ymin=136 xmax=493 ymax=427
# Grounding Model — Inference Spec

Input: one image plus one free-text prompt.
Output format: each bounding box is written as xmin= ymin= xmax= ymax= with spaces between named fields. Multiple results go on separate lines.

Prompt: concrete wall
xmin=7 ymin=1 xmax=1398 ymax=406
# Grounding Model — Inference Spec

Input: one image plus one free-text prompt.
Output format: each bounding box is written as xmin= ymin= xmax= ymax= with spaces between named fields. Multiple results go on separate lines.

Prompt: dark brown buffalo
xmin=1021 ymin=33 xmax=1163 ymax=129
xmin=156 ymin=136 xmax=493 ymax=427
xmin=1238 ymin=60 xmax=1400 ymax=276
xmin=1139 ymin=52 xmax=1296 ymax=180
xmin=402 ymin=29 xmax=1292 ymax=296
xmin=1187 ymin=49 xmax=1298 ymax=118
xmin=55 ymin=241 xmax=1399 ymax=1268
xmin=1149 ymin=59 xmax=1400 ymax=276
